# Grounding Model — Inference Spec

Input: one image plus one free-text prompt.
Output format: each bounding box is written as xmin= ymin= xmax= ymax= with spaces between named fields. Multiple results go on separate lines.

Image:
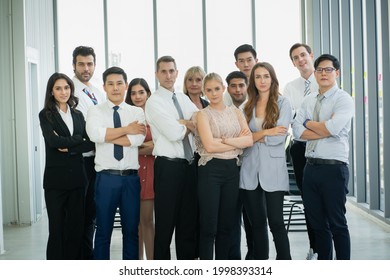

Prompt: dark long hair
xmin=125 ymin=78 xmax=151 ymax=105
xmin=43 ymin=72 xmax=78 ymax=117
xmin=244 ymin=62 xmax=280 ymax=129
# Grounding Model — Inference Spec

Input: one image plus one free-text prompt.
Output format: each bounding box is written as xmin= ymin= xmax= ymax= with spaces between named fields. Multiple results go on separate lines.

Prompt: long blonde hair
xmin=244 ymin=62 xmax=280 ymax=129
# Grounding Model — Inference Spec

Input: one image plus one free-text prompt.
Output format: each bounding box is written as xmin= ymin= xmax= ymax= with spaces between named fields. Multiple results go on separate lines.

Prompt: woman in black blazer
xmin=39 ymin=73 xmax=94 ymax=259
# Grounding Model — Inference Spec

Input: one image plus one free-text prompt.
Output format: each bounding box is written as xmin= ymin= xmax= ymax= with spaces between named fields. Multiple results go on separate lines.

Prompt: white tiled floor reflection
xmin=1 ymin=201 xmax=390 ymax=260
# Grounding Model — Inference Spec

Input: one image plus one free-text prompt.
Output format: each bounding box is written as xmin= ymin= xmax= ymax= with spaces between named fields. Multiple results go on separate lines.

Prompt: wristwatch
xmin=303 ymin=119 xmax=310 ymax=128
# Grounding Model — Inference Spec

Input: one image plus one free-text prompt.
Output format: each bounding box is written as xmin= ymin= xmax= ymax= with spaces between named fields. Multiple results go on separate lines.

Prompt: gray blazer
xmin=239 ymin=95 xmax=292 ymax=192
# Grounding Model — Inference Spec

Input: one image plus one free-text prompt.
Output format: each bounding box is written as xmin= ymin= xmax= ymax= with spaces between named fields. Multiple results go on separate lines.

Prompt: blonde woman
xmin=194 ymin=72 xmax=252 ymax=259
xmin=183 ymin=66 xmax=209 ymax=109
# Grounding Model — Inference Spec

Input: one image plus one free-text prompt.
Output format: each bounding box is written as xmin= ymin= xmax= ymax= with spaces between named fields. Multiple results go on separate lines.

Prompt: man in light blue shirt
xmin=293 ymin=54 xmax=354 ymax=260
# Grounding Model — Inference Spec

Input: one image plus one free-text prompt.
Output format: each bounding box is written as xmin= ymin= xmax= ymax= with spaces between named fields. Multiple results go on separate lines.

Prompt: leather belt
xmin=101 ymin=169 xmax=138 ymax=176
xmin=307 ymin=158 xmax=346 ymax=165
xmin=293 ymin=140 xmax=306 ymax=146
xmin=158 ymin=156 xmax=191 ymax=164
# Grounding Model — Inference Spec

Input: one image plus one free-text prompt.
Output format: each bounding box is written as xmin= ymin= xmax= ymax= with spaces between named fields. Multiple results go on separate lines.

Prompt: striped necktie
xmin=306 ymin=94 xmax=325 ymax=153
xmin=83 ymin=88 xmax=98 ymax=105
xmin=304 ymin=80 xmax=311 ymax=97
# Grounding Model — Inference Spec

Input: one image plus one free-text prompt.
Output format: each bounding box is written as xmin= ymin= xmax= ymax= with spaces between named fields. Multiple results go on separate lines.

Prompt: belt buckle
xmin=119 ymin=170 xmax=125 ymax=176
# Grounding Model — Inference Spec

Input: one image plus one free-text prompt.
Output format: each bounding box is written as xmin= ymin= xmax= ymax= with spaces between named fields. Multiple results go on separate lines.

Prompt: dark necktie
xmin=172 ymin=93 xmax=194 ymax=163
xmin=113 ymin=106 xmax=123 ymax=160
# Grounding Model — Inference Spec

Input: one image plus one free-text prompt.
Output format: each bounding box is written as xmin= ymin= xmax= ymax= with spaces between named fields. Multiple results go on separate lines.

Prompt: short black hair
xmin=225 ymin=71 xmax=248 ymax=85
xmin=234 ymin=44 xmax=257 ymax=60
xmin=102 ymin=66 xmax=127 ymax=84
xmin=314 ymin=54 xmax=340 ymax=70
xmin=72 ymin=46 xmax=96 ymax=65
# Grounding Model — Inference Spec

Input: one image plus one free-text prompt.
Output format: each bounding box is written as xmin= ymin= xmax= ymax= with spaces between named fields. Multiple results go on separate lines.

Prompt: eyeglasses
xmin=315 ymin=67 xmax=336 ymax=73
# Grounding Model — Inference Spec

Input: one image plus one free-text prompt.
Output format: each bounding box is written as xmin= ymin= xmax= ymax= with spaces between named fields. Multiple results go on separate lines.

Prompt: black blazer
xmin=39 ymin=108 xmax=95 ymax=190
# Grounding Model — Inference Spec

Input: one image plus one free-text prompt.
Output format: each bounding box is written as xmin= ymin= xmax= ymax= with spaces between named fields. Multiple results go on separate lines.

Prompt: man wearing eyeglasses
xmin=293 ymin=54 xmax=354 ymax=260
xmin=284 ymin=43 xmax=318 ymax=260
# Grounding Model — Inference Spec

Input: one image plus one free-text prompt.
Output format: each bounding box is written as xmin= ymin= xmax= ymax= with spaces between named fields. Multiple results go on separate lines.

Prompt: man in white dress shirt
xmin=225 ymin=70 xmax=248 ymax=260
xmin=86 ymin=66 xmax=146 ymax=259
xmin=145 ymin=56 xmax=198 ymax=260
xmin=283 ymin=43 xmax=318 ymax=259
xmin=224 ymin=45 xmax=257 ymax=260
xmin=72 ymin=46 xmax=106 ymax=259
xmin=223 ymin=44 xmax=258 ymax=107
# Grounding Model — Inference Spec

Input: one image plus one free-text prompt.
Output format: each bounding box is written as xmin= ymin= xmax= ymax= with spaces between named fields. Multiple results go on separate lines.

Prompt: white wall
xmin=0 ymin=0 xmax=55 ymax=226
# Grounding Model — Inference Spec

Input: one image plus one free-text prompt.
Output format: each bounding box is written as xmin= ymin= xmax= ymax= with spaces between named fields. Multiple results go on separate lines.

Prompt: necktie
xmin=172 ymin=93 xmax=194 ymax=163
xmin=304 ymin=80 xmax=311 ymax=97
xmin=306 ymin=94 xmax=325 ymax=153
xmin=83 ymin=88 xmax=98 ymax=105
xmin=113 ymin=106 xmax=123 ymax=161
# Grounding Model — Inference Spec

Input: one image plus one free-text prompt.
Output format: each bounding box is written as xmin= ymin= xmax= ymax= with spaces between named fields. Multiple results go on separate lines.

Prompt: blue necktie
xmin=113 ymin=106 xmax=123 ymax=161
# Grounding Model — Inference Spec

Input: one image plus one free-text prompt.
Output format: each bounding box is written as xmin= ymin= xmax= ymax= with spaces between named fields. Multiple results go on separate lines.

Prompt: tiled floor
xmin=1 ymin=201 xmax=390 ymax=260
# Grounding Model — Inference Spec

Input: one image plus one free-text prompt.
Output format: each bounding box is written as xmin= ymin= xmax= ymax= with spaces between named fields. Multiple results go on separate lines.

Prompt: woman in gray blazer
xmin=240 ymin=62 xmax=292 ymax=260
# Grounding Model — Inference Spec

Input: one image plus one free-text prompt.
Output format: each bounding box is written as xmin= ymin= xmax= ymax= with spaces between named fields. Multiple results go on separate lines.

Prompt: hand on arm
xmin=139 ymin=140 xmax=154 ymax=155
xmin=105 ymin=121 xmax=146 ymax=145
xmin=179 ymin=119 xmax=196 ymax=135
xmin=252 ymin=126 xmax=287 ymax=143
xmin=53 ymin=131 xmax=69 ymax=152
xmin=304 ymin=120 xmax=331 ymax=138
xmin=127 ymin=121 xmax=146 ymax=135
xmin=223 ymin=125 xmax=253 ymax=149
xmin=111 ymin=135 xmax=131 ymax=147
xmin=197 ymin=111 xmax=236 ymax=153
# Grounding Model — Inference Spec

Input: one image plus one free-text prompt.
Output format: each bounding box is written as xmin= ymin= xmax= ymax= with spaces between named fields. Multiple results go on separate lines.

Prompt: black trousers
xmin=153 ymin=157 xmax=198 ymax=260
xmin=45 ymin=188 xmax=84 ymax=260
xmin=303 ymin=163 xmax=351 ymax=260
xmin=82 ymin=156 xmax=97 ymax=260
xmin=198 ymin=158 xmax=240 ymax=260
xmin=241 ymin=186 xmax=291 ymax=260
xmin=289 ymin=140 xmax=316 ymax=251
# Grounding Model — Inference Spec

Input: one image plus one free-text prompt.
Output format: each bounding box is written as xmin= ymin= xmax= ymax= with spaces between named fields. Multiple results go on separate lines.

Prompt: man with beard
xmin=72 ymin=46 xmax=106 ymax=259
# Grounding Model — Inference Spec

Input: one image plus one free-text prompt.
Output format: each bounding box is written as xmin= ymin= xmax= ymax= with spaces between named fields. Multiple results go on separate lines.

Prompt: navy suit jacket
xmin=39 ymin=107 xmax=94 ymax=190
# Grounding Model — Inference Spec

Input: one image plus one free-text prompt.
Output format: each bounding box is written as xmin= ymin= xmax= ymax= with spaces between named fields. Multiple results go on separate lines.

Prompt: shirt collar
xmin=72 ymin=76 xmax=89 ymax=90
xmin=316 ymin=83 xmax=339 ymax=99
xmin=56 ymin=104 xmax=71 ymax=115
xmin=300 ymin=72 xmax=316 ymax=84
xmin=106 ymin=99 xmax=125 ymax=110
xmin=158 ymin=86 xmax=176 ymax=97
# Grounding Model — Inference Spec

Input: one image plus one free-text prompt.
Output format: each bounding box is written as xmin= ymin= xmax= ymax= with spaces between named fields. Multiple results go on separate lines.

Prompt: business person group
xmin=39 ymin=43 xmax=354 ymax=261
